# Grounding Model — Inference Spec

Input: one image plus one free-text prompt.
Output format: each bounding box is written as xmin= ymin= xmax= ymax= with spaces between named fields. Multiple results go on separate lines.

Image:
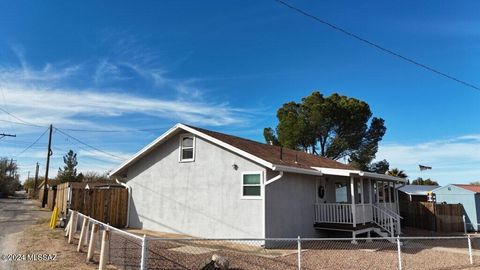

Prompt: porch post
xmin=394 ymin=181 xmax=401 ymax=235
xmin=383 ymin=181 xmax=387 ymax=208
xmin=369 ymin=178 xmax=373 ymax=205
xmin=394 ymin=182 xmax=400 ymax=213
xmin=360 ymin=177 xmax=365 ymax=225
xmin=376 ymin=180 xmax=380 ymax=204
xmin=350 ymin=175 xmax=356 ymax=228
xmin=388 ymin=181 xmax=392 ymax=210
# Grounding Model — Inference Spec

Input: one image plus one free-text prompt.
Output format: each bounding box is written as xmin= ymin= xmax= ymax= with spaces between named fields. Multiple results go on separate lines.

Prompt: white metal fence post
xmin=297 ymin=236 xmax=301 ymax=270
xmin=463 ymin=215 xmax=467 ymax=234
xmin=468 ymin=234 xmax=473 ymax=265
xmin=396 ymin=235 xmax=402 ymax=270
xmin=140 ymin=234 xmax=148 ymax=270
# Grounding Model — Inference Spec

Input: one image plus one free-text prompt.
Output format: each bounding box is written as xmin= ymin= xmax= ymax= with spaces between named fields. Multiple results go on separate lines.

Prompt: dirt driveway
xmin=0 ymin=192 xmax=50 ymax=270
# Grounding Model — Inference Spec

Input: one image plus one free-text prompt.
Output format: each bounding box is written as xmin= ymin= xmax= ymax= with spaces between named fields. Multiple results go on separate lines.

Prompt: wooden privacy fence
xmin=400 ymin=201 xmax=465 ymax=233
xmin=54 ymin=182 xmax=129 ymax=228
xmin=46 ymin=188 xmax=56 ymax=210
xmin=70 ymin=188 xmax=128 ymax=227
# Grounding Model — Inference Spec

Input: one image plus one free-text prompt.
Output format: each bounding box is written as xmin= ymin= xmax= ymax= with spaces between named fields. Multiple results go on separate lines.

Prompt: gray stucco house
xmin=111 ymin=124 xmax=405 ymax=240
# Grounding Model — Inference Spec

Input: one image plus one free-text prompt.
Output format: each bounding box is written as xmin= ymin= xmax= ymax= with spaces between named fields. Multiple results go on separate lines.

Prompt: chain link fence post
xmin=468 ymin=234 xmax=473 ymax=265
xmin=396 ymin=235 xmax=402 ymax=270
xmin=297 ymin=236 xmax=301 ymax=270
xmin=140 ymin=234 xmax=148 ymax=270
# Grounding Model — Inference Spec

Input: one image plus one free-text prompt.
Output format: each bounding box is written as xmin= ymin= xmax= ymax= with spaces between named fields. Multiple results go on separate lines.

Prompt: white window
xmin=242 ymin=172 xmax=262 ymax=198
xmin=179 ymin=134 xmax=195 ymax=162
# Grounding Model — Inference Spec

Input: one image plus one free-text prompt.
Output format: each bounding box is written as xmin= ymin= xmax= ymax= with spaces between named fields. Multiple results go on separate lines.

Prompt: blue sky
xmin=0 ymin=1 xmax=479 ymax=185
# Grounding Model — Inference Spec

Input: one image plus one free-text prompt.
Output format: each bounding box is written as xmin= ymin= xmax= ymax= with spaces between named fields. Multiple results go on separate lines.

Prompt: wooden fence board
xmin=400 ymin=201 xmax=465 ymax=233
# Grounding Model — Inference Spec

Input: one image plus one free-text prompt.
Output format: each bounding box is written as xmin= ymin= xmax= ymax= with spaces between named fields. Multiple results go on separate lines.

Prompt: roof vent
xmin=269 ymin=140 xmax=273 ymax=145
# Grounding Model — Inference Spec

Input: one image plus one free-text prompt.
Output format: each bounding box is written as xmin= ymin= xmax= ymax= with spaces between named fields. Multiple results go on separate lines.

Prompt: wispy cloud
xmin=376 ymin=135 xmax=480 ymax=185
xmin=0 ymin=44 xmax=258 ymax=179
xmin=0 ymin=50 xmax=253 ymax=129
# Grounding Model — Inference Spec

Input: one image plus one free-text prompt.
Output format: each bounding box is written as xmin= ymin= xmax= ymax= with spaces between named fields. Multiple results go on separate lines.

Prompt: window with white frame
xmin=179 ymin=135 xmax=195 ymax=162
xmin=242 ymin=172 xmax=261 ymax=198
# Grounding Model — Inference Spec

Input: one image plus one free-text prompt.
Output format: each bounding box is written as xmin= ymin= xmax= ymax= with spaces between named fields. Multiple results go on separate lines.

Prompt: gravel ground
xmin=62 ymin=223 xmax=480 ymax=270
xmin=101 ymin=235 xmax=480 ymax=270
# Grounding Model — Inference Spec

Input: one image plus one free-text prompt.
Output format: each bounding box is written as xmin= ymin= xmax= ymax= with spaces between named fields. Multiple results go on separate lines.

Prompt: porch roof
xmin=311 ymin=167 xmax=406 ymax=182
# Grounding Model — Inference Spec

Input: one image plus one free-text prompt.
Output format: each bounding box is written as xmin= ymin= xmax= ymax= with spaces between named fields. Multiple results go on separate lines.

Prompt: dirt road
xmin=0 ymin=192 xmax=50 ymax=270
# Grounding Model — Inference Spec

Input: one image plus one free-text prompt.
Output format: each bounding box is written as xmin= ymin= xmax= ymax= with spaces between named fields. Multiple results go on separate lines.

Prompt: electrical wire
xmin=0 ymin=118 xmax=167 ymax=133
xmin=15 ymin=127 xmax=49 ymax=156
xmin=55 ymin=128 xmax=125 ymax=161
xmin=274 ymin=0 xmax=480 ymax=92
xmin=0 ymin=108 xmax=45 ymax=127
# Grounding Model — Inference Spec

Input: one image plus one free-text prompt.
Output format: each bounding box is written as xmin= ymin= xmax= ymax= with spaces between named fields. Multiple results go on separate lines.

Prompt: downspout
xmin=262 ymin=171 xmax=284 ymax=239
xmin=115 ymin=178 xmax=131 ymax=228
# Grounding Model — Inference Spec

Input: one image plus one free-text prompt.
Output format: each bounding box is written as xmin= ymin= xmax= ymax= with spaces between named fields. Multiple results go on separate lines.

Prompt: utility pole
xmin=0 ymin=133 xmax=16 ymax=140
xmin=41 ymin=124 xmax=53 ymax=208
xmin=34 ymin=162 xmax=39 ymax=192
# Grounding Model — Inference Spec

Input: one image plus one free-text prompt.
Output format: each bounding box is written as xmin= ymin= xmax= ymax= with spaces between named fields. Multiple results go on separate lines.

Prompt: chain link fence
xmin=66 ymin=211 xmax=480 ymax=270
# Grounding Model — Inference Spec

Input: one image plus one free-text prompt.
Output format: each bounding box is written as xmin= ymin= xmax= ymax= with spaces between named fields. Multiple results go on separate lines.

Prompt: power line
xmin=55 ymin=128 xmax=125 ymax=161
xmin=15 ymin=127 xmax=49 ymax=156
xmin=274 ymin=0 xmax=480 ymax=92
xmin=0 ymin=118 xmax=167 ymax=133
xmin=0 ymin=107 xmax=44 ymax=127
xmin=0 ymin=118 xmax=47 ymax=128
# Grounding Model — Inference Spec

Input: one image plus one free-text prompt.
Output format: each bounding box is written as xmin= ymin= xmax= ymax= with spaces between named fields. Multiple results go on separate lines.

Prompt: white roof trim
xmin=272 ymin=164 xmax=323 ymax=176
xmin=110 ymin=123 xmax=275 ymax=176
xmin=311 ymin=167 xmax=406 ymax=182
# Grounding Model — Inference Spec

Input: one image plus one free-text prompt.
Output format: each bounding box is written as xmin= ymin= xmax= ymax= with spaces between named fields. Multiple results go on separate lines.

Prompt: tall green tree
xmin=411 ymin=177 xmax=439 ymax=186
xmin=367 ymin=159 xmax=390 ymax=174
xmin=387 ymin=168 xmax=408 ymax=178
xmin=265 ymin=91 xmax=387 ymax=170
xmin=0 ymin=158 xmax=21 ymax=197
xmin=57 ymin=150 xmax=79 ymax=183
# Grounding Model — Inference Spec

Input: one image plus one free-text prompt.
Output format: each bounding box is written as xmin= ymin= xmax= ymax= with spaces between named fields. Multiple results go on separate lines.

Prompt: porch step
xmin=372 ymin=228 xmax=397 ymax=244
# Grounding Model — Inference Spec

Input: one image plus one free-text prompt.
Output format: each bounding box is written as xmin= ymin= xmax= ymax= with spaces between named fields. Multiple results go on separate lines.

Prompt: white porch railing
xmin=372 ymin=204 xmax=397 ymax=237
xmin=314 ymin=203 xmax=401 ymax=236
xmin=314 ymin=203 xmax=353 ymax=224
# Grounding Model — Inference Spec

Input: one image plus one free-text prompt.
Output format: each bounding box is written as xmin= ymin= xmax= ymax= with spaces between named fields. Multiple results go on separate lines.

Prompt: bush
xmin=0 ymin=176 xmax=21 ymax=198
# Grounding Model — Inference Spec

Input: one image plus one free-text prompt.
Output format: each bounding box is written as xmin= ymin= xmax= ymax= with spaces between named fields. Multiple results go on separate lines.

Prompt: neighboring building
xmin=111 ymin=123 xmax=406 ymax=240
xmin=433 ymin=184 xmax=479 ymax=231
xmin=398 ymin=185 xmax=439 ymax=202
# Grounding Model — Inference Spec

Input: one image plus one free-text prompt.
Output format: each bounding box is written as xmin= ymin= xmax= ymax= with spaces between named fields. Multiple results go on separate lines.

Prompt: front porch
xmin=313 ymin=175 xmax=402 ymax=238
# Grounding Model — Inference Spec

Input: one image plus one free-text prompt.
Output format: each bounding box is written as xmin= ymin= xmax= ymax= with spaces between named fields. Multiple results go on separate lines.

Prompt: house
xmin=433 ymin=184 xmax=479 ymax=231
xmin=398 ymin=185 xmax=438 ymax=202
xmin=110 ymin=123 xmax=406 ymax=240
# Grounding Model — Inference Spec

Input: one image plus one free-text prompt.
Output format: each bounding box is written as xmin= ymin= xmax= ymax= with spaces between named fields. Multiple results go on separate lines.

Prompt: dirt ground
xmin=15 ymin=218 xmax=480 ymax=270
xmin=12 ymin=219 xmax=109 ymax=270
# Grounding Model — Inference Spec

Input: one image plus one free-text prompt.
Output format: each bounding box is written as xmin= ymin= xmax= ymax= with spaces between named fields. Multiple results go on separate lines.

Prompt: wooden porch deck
xmin=314 ymin=222 xmax=376 ymax=232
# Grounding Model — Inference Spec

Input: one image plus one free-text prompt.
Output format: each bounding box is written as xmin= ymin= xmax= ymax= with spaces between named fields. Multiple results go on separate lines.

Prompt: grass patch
xmin=36 ymin=217 xmax=51 ymax=224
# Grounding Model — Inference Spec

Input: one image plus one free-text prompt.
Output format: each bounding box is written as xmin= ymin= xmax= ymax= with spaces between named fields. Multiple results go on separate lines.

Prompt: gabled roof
xmin=454 ymin=184 xmax=480 ymax=193
xmin=397 ymin=185 xmax=438 ymax=196
xmin=110 ymin=123 xmax=406 ymax=182
xmin=187 ymin=125 xmax=351 ymax=171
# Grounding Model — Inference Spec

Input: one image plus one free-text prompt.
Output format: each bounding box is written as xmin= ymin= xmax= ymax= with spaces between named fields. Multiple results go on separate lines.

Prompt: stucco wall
xmin=264 ymin=171 xmax=325 ymax=238
xmin=435 ymin=185 xmax=477 ymax=231
xmin=124 ymin=131 xmax=265 ymax=238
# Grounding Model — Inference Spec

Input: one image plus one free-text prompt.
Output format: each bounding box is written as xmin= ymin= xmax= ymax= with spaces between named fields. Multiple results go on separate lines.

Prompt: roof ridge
xmin=186 ymin=124 xmax=351 ymax=168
